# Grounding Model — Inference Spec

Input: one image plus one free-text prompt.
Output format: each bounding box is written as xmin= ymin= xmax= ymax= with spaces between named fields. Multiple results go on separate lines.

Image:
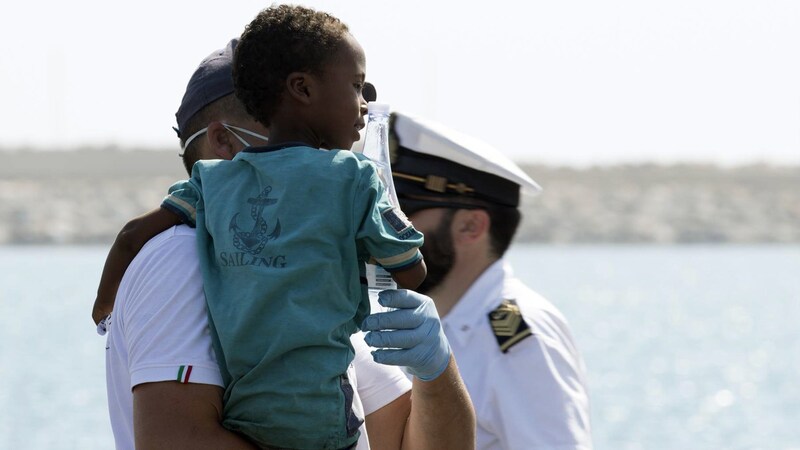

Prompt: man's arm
xmin=487 ymin=330 xmax=592 ymax=449
xmin=363 ymin=392 xmax=411 ymax=450
xmin=134 ymin=382 xmax=256 ymax=450
xmin=360 ymin=364 xmax=475 ymax=450
xmin=362 ymin=290 xmax=476 ymax=449
xmin=402 ymin=357 xmax=475 ymax=450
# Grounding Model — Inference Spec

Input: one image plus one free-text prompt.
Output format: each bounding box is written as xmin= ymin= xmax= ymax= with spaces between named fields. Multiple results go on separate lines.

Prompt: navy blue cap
xmin=174 ymin=39 xmax=238 ymax=138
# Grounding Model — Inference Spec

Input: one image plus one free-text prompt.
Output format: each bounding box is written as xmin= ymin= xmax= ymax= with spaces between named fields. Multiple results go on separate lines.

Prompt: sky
xmin=2 ymin=0 xmax=799 ymax=166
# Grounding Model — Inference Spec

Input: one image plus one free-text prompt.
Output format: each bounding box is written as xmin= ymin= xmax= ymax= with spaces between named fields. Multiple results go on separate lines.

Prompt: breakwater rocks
xmin=3 ymin=149 xmax=799 ymax=244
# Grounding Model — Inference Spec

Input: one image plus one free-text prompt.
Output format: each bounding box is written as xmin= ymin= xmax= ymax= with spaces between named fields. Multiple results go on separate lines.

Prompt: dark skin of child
xmin=91 ymin=34 xmax=426 ymax=325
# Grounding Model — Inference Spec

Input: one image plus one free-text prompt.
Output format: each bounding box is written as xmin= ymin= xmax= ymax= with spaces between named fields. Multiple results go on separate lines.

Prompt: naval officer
xmin=384 ymin=112 xmax=592 ymax=449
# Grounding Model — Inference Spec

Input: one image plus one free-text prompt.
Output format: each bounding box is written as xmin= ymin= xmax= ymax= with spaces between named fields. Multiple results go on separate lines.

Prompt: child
xmin=93 ymin=5 xmax=426 ymax=449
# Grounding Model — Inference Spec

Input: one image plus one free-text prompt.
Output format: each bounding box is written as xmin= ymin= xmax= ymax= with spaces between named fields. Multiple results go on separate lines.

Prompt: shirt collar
xmin=242 ymin=141 xmax=310 ymax=153
xmin=442 ymin=258 xmax=512 ymax=345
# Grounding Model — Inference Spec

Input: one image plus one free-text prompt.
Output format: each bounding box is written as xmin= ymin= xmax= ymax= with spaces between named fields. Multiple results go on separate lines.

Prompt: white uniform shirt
xmin=442 ymin=259 xmax=592 ymax=450
xmin=105 ymin=225 xmax=411 ymax=450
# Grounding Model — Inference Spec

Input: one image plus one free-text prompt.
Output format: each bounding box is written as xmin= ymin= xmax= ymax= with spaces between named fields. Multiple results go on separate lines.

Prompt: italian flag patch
xmin=176 ymin=365 xmax=193 ymax=383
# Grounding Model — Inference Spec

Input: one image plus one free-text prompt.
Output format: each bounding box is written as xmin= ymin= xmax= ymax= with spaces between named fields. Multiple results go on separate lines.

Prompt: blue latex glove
xmin=361 ymin=289 xmax=452 ymax=381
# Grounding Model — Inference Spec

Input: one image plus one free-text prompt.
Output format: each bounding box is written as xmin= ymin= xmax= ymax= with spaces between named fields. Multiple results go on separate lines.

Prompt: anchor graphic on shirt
xmin=229 ymin=186 xmax=281 ymax=255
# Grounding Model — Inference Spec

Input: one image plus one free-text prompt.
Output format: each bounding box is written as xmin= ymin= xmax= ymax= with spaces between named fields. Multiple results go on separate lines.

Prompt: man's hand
xmin=361 ymin=290 xmax=451 ymax=381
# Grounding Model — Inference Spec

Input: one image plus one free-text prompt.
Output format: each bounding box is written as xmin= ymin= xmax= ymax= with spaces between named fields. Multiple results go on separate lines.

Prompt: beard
xmin=416 ymin=210 xmax=456 ymax=294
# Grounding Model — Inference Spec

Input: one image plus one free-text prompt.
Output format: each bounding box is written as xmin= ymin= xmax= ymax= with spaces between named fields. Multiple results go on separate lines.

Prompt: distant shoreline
xmin=4 ymin=147 xmax=798 ymax=176
xmin=4 ymin=149 xmax=799 ymax=245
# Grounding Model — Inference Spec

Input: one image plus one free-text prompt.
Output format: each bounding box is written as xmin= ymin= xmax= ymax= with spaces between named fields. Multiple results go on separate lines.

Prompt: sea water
xmin=0 ymin=244 xmax=798 ymax=449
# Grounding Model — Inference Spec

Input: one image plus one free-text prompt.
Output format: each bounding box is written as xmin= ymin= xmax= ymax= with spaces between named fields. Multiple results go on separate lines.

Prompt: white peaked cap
xmin=392 ymin=112 xmax=542 ymax=195
xmin=385 ymin=111 xmax=541 ymax=212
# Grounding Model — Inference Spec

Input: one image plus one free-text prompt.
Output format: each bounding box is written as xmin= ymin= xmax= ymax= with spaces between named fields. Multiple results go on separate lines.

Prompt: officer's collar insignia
xmin=488 ymin=299 xmax=532 ymax=353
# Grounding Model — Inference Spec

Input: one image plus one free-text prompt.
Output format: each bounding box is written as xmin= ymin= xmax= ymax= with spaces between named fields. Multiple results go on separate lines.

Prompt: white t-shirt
xmin=105 ymin=225 xmax=411 ymax=450
xmin=442 ymin=259 xmax=592 ymax=450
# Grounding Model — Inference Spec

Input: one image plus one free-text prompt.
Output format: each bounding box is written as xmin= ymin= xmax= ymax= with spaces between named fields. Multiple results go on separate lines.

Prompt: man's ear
xmin=205 ymin=121 xmax=236 ymax=160
xmin=286 ymin=72 xmax=314 ymax=105
xmin=453 ymin=209 xmax=490 ymax=244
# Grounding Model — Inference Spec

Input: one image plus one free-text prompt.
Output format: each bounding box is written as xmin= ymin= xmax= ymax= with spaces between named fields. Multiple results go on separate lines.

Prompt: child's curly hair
xmin=233 ymin=5 xmax=351 ymax=127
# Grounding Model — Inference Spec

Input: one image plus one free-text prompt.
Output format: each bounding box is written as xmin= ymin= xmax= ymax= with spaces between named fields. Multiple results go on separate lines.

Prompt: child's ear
xmin=286 ymin=72 xmax=313 ymax=105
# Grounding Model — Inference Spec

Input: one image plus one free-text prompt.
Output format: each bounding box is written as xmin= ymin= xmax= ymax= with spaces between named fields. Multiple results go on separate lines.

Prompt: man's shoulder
xmin=504 ymin=278 xmax=568 ymax=325
xmin=118 ymin=225 xmax=198 ymax=292
xmin=486 ymin=278 xmax=577 ymax=353
xmin=137 ymin=225 xmax=196 ymax=259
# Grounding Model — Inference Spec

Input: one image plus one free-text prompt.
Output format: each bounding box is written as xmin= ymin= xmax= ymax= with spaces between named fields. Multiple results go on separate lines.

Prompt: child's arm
xmin=91 ymin=207 xmax=183 ymax=325
xmin=391 ymin=258 xmax=427 ymax=290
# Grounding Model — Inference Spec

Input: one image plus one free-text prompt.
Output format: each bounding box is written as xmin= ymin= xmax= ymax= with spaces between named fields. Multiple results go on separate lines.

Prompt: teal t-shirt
xmin=161 ymin=144 xmax=423 ymax=450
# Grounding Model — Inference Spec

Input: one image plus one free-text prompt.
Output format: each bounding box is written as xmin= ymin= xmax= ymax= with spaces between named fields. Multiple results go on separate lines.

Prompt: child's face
xmin=312 ymin=33 xmax=368 ymax=150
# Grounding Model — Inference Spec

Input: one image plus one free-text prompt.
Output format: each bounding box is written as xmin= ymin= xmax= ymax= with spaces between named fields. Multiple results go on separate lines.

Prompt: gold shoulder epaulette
xmin=488 ymin=299 xmax=532 ymax=353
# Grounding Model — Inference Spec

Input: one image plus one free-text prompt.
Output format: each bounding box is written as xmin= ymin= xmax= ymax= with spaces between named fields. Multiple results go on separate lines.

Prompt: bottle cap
xmin=363 ymin=82 xmax=377 ymax=102
xmin=367 ymin=102 xmax=391 ymax=115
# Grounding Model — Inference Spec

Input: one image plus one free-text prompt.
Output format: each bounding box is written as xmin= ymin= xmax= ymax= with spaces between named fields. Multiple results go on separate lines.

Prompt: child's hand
xmin=95 ymin=314 xmax=110 ymax=336
xmin=92 ymin=298 xmax=111 ymax=326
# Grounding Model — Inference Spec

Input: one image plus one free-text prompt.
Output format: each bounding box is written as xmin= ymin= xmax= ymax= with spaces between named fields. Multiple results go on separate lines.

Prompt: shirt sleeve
xmin=350 ymin=332 xmax=411 ymax=415
xmin=161 ymin=177 xmax=201 ymax=228
xmin=484 ymin=331 xmax=593 ymax=449
xmin=353 ymin=160 xmax=424 ymax=271
xmin=119 ymin=226 xmax=223 ymax=388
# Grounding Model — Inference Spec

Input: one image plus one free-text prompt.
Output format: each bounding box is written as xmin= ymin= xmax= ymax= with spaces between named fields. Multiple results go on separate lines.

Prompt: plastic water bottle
xmin=362 ymin=102 xmax=398 ymax=310
xmin=361 ymin=102 xmax=400 ymax=207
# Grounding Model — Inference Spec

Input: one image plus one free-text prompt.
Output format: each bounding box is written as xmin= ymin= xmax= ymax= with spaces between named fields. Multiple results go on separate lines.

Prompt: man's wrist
xmin=410 ymin=350 xmax=452 ymax=381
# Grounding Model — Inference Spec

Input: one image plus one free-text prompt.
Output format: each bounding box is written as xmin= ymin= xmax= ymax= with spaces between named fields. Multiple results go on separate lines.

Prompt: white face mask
xmin=179 ymin=123 xmax=270 ymax=155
